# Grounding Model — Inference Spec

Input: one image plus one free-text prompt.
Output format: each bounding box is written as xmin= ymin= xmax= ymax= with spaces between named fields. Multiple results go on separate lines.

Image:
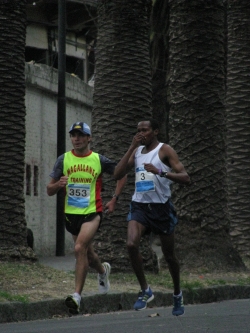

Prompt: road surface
xmin=1 ymin=299 xmax=249 ymax=333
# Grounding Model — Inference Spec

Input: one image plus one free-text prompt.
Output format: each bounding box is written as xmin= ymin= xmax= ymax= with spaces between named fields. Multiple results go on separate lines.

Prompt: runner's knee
xmin=127 ymin=239 xmax=139 ymax=254
xmin=74 ymin=242 xmax=88 ymax=256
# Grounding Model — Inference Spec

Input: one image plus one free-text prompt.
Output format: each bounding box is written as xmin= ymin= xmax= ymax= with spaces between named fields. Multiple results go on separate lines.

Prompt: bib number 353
xmin=67 ymin=184 xmax=90 ymax=208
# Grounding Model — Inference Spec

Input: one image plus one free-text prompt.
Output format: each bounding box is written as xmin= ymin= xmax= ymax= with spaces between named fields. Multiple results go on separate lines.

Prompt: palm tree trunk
xmin=91 ymin=0 xmax=158 ymax=272
xmin=167 ymin=0 xmax=244 ymax=271
xmin=0 ymin=0 xmax=36 ymax=261
xmin=150 ymin=0 xmax=169 ymax=143
xmin=227 ymin=1 xmax=250 ymax=260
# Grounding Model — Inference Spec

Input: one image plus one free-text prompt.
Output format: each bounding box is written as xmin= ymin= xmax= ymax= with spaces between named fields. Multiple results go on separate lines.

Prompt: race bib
xmin=67 ymin=184 xmax=90 ymax=208
xmin=135 ymin=167 xmax=155 ymax=193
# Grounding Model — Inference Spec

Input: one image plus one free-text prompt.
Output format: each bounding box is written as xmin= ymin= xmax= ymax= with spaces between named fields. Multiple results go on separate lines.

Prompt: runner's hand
xmin=143 ymin=163 xmax=159 ymax=175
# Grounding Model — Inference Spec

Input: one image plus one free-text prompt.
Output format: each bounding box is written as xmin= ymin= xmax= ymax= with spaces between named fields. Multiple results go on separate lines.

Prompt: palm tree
xmin=226 ymin=1 xmax=250 ymax=260
xmin=150 ymin=0 xmax=169 ymax=143
xmin=0 ymin=0 xmax=36 ymax=261
xmin=91 ymin=0 xmax=158 ymax=272
xmin=167 ymin=0 xmax=244 ymax=271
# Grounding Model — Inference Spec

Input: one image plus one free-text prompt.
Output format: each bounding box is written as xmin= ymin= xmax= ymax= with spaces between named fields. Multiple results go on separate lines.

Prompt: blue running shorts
xmin=127 ymin=200 xmax=178 ymax=235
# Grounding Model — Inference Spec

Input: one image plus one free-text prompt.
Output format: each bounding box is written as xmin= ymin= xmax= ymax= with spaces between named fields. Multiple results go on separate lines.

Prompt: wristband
xmin=159 ymin=170 xmax=168 ymax=178
xmin=112 ymin=194 xmax=119 ymax=201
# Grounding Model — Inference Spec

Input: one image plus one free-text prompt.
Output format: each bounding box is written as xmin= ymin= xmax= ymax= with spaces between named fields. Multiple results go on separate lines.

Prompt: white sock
xmin=73 ymin=292 xmax=81 ymax=301
xmin=145 ymin=286 xmax=150 ymax=292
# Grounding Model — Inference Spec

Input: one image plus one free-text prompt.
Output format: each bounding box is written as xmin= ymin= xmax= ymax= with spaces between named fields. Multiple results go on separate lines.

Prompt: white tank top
xmin=132 ymin=142 xmax=172 ymax=203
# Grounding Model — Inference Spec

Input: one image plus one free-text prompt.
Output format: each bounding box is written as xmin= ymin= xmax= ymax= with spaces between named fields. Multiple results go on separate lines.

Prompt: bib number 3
xmin=135 ymin=168 xmax=155 ymax=193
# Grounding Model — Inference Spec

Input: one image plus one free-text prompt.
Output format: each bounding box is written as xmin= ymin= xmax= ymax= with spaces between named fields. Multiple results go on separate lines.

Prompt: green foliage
xmin=181 ymin=280 xmax=203 ymax=292
xmin=0 ymin=291 xmax=29 ymax=303
xmin=0 ymin=262 xmax=249 ymax=303
xmin=236 ymin=277 xmax=250 ymax=286
xmin=206 ymin=279 xmax=227 ymax=286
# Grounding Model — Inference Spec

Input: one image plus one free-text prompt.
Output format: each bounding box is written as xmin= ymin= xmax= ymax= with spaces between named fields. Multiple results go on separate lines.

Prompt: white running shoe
xmin=98 ymin=262 xmax=111 ymax=294
xmin=65 ymin=294 xmax=80 ymax=315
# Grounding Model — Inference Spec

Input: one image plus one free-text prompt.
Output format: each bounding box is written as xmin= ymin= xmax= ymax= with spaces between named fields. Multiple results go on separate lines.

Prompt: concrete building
xmin=25 ymin=1 xmax=97 ymax=255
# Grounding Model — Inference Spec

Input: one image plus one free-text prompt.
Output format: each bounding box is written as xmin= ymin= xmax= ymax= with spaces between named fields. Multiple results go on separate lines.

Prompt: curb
xmin=0 ymin=285 xmax=250 ymax=323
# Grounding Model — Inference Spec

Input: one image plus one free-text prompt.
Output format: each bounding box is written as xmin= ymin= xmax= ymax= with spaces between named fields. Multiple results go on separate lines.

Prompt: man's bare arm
xmin=162 ymin=145 xmax=190 ymax=184
xmin=104 ymin=175 xmax=127 ymax=213
xmin=47 ymin=176 xmax=68 ymax=196
xmin=114 ymin=148 xmax=135 ymax=180
xmin=143 ymin=144 xmax=190 ymax=185
xmin=114 ymin=132 xmax=145 ymax=180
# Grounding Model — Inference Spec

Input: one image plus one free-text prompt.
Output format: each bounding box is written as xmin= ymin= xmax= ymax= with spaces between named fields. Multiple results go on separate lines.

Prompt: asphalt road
xmin=1 ymin=299 xmax=249 ymax=333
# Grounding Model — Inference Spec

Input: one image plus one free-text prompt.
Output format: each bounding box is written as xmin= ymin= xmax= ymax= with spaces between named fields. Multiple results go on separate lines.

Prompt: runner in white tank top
xmin=133 ymin=142 xmax=172 ymax=203
xmin=114 ymin=119 xmax=190 ymax=316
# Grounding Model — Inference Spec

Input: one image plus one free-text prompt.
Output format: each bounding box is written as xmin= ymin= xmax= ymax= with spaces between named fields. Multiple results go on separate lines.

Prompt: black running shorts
xmin=65 ymin=212 xmax=102 ymax=236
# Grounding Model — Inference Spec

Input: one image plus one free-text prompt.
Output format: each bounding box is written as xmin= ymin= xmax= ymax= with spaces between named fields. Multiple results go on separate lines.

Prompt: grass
xmin=0 ymin=291 xmax=29 ymax=303
xmin=0 ymin=261 xmax=249 ymax=303
xmin=235 ymin=276 xmax=250 ymax=286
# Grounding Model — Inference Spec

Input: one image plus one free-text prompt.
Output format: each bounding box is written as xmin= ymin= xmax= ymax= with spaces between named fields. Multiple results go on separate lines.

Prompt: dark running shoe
xmin=172 ymin=294 xmax=185 ymax=316
xmin=134 ymin=287 xmax=154 ymax=311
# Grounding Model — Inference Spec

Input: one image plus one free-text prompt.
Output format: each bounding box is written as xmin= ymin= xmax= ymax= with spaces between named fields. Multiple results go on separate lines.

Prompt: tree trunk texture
xmin=167 ymin=0 xmax=245 ymax=271
xmin=0 ymin=0 xmax=36 ymax=261
xmin=91 ymin=0 xmax=158 ymax=272
xmin=150 ymin=0 xmax=169 ymax=143
xmin=227 ymin=1 xmax=250 ymax=260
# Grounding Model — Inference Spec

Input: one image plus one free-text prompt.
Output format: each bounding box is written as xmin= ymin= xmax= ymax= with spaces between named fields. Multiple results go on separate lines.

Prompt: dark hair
xmin=142 ymin=118 xmax=159 ymax=131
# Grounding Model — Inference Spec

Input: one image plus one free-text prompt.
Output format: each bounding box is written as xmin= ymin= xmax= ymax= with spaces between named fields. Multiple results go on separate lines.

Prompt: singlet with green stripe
xmin=63 ymin=151 xmax=102 ymax=214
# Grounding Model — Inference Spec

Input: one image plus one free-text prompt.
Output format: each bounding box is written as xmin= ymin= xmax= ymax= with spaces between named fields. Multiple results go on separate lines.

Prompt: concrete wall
xmin=26 ymin=24 xmax=86 ymax=59
xmin=25 ymin=63 xmax=93 ymax=255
